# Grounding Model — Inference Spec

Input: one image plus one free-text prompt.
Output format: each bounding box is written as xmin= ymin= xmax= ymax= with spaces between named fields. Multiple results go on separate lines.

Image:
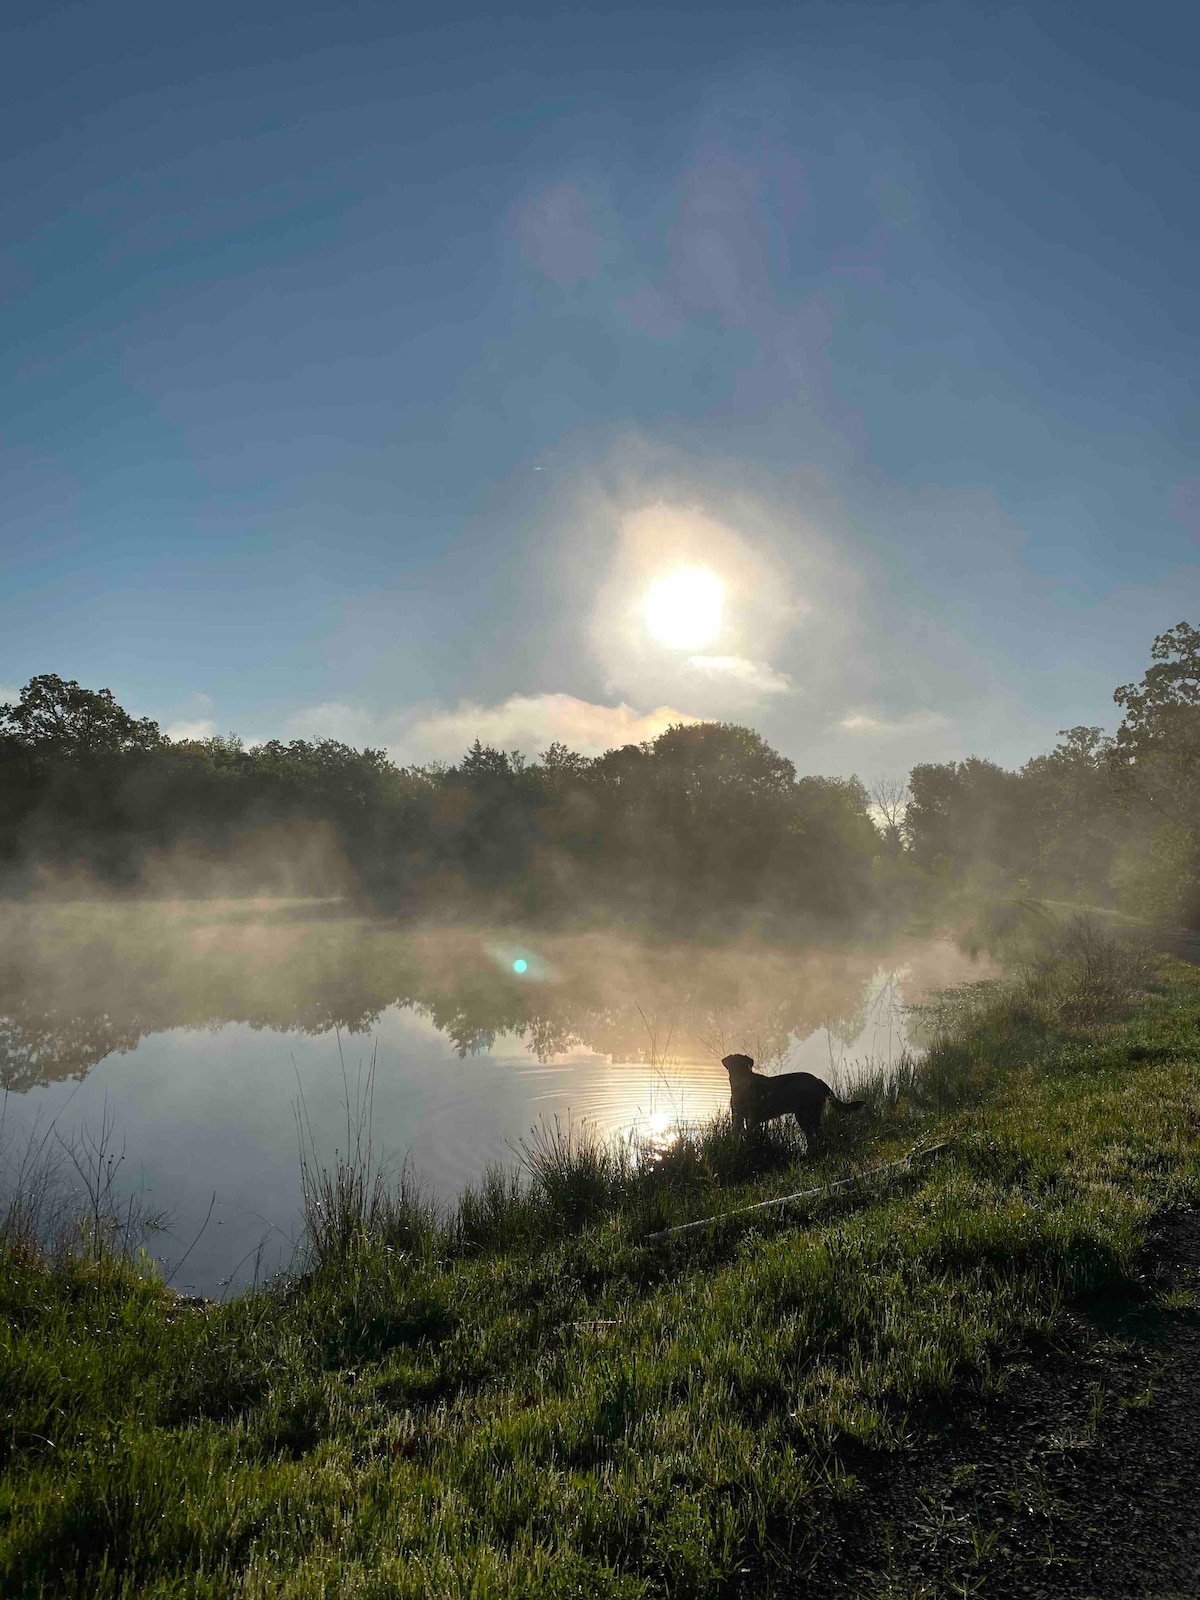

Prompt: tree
xmin=0 ymin=675 xmax=162 ymax=758
xmin=644 ymin=724 xmax=797 ymax=901
xmin=868 ymin=773 xmax=910 ymax=856
xmin=787 ymin=774 xmax=880 ymax=918
xmin=1017 ymin=727 xmax=1117 ymax=896
xmin=904 ymin=758 xmax=1028 ymax=879
xmin=535 ymin=741 xmax=593 ymax=790
xmin=1113 ymin=622 xmax=1200 ymax=826
xmin=647 ymin=722 xmax=797 ymax=799
xmin=1111 ymin=623 xmax=1200 ymax=924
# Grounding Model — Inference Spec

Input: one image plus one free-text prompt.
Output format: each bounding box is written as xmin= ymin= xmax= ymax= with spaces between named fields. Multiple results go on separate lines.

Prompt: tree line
xmin=1 ymin=623 xmax=1197 ymax=930
xmin=900 ymin=622 xmax=1199 ymax=926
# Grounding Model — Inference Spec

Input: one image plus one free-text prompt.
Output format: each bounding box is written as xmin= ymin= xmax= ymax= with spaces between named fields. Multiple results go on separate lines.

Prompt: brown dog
xmin=721 ymin=1053 xmax=863 ymax=1151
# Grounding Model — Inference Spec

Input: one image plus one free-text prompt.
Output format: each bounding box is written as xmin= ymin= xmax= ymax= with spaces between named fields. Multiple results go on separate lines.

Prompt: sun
xmin=642 ymin=567 xmax=723 ymax=650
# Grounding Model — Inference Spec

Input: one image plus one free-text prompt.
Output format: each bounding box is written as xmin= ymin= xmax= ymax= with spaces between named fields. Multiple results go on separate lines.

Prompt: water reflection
xmin=0 ymin=901 xmax=995 ymax=1294
xmin=0 ymin=900 xmax=989 ymax=1090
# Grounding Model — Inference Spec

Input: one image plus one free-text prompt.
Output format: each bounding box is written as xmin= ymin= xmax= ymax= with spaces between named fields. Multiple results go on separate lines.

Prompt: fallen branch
xmin=643 ymin=1141 xmax=954 ymax=1246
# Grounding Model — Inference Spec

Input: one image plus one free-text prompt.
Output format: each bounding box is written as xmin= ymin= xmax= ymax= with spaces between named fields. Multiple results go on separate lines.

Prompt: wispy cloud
xmin=163 ymin=692 xmax=217 ymax=743
xmin=285 ymin=702 xmax=387 ymax=750
xmin=512 ymin=183 xmax=603 ymax=286
xmin=686 ymin=654 xmax=792 ymax=694
xmin=610 ymin=144 xmax=840 ymax=408
xmin=408 ymin=694 xmax=698 ymax=760
xmin=839 ymin=709 xmax=951 ymax=738
xmin=287 ymin=693 xmax=701 ymax=765
xmin=591 ymin=495 xmax=814 ymax=712
xmin=165 ymin=718 xmax=217 ymax=741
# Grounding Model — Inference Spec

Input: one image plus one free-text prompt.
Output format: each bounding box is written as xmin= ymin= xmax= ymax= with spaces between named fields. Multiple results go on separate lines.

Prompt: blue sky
xmin=2 ymin=0 xmax=1197 ymax=777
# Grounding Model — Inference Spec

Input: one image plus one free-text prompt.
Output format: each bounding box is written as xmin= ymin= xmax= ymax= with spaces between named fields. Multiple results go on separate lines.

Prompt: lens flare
xmin=643 ymin=567 xmax=723 ymax=649
xmin=512 ymin=958 xmax=528 ymax=974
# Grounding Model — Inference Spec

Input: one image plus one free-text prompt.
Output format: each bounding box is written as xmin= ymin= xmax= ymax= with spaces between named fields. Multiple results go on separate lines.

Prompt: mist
xmin=1 ymin=618 xmax=1197 ymax=1292
xmin=0 ymin=892 xmax=993 ymax=1296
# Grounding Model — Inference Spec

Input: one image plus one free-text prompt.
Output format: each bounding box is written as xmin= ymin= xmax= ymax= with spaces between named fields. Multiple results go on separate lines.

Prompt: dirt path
xmin=982 ymin=1211 xmax=1200 ymax=1600
xmin=786 ymin=1212 xmax=1200 ymax=1599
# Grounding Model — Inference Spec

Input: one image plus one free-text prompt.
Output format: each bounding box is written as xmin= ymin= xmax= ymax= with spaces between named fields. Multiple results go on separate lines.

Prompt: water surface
xmin=0 ymin=900 xmax=994 ymax=1295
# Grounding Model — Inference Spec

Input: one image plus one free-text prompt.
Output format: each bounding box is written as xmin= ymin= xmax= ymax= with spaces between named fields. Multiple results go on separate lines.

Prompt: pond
xmin=0 ymin=899 xmax=996 ymax=1296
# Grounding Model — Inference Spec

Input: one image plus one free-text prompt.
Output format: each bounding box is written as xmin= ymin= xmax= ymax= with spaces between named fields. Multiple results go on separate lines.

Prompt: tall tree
xmin=868 ymin=773 xmax=910 ymax=857
xmin=904 ymin=758 xmax=1028 ymax=879
xmin=1112 ymin=622 xmax=1200 ymax=826
xmin=0 ymin=675 xmax=162 ymax=758
xmin=1111 ymin=623 xmax=1200 ymax=924
xmin=1019 ymin=726 xmax=1119 ymax=897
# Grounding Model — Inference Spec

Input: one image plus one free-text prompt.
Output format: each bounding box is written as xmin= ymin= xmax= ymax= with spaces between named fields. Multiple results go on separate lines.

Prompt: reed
xmin=3 ymin=925 xmax=1194 ymax=1599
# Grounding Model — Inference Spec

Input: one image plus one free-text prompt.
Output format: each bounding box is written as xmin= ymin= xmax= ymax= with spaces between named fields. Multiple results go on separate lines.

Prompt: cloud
xmin=409 ymin=694 xmax=699 ymax=759
xmin=165 ymin=718 xmax=218 ymax=741
xmin=286 ymin=693 xmax=702 ymax=765
xmin=670 ymin=148 xmax=771 ymax=328
xmin=839 ymin=709 xmax=952 ymax=739
xmin=607 ymin=142 xmax=841 ymax=410
xmin=686 ymin=655 xmax=793 ymax=694
xmin=611 ymin=152 xmax=770 ymax=342
xmin=163 ymin=692 xmax=217 ymax=743
xmin=512 ymin=183 xmax=603 ymax=286
xmin=590 ymin=496 xmax=811 ymax=705
xmin=285 ymin=701 xmax=388 ymax=749
xmin=574 ymin=474 xmax=862 ymax=745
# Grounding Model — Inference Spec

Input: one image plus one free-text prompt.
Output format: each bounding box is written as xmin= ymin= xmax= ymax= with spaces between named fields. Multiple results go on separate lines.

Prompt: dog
xmin=721 ymin=1053 xmax=863 ymax=1151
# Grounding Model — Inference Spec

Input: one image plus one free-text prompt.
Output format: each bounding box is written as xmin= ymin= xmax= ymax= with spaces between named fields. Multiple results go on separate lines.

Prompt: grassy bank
xmin=2 ymin=927 xmax=1199 ymax=1598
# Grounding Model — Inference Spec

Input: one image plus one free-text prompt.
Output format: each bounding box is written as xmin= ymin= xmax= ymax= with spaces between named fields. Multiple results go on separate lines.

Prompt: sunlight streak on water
xmin=0 ymin=909 xmax=996 ymax=1295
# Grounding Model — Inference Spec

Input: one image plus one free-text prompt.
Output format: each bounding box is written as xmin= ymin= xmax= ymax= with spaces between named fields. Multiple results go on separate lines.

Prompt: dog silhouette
xmin=721 ymin=1053 xmax=863 ymax=1151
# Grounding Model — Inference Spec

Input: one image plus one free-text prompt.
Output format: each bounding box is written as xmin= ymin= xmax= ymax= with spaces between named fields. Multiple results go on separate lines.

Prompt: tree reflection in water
xmin=0 ymin=900 xmax=990 ymax=1095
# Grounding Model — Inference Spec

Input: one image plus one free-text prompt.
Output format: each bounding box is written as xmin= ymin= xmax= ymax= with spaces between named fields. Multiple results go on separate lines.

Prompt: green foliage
xmin=3 ymin=620 xmax=1199 ymax=927
xmin=0 ymin=686 xmax=882 ymax=930
xmin=900 ymin=625 xmax=1200 ymax=924
xmin=905 ymin=757 xmax=1029 ymax=879
xmin=2 ymin=945 xmax=1197 ymax=1597
xmin=1019 ymin=725 xmax=1121 ymax=896
xmin=0 ymin=674 xmax=163 ymax=759
xmin=1111 ymin=621 xmax=1200 ymax=922
xmin=1111 ymin=818 xmax=1200 ymax=926
xmin=1113 ymin=619 xmax=1200 ymax=822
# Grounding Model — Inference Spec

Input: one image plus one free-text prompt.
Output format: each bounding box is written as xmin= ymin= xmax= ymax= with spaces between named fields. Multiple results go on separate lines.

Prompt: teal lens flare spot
xmin=512 ymin=958 xmax=528 ymax=974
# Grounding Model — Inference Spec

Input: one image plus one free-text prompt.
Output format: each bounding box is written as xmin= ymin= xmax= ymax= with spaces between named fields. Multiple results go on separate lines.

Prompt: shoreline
xmin=2 ymin=933 xmax=1197 ymax=1597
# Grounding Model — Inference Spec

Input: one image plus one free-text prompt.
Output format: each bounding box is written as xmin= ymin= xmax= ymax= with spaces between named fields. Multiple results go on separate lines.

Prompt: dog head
xmin=721 ymin=1053 xmax=755 ymax=1082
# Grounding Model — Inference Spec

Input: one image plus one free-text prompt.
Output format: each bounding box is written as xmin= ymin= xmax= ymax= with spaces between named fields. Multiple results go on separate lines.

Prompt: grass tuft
xmin=2 ymin=920 xmax=1196 ymax=1597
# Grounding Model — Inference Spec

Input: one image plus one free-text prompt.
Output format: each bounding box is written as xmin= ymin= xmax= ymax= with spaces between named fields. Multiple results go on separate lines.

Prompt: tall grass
xmin=1 ymin=921 xmax=1195 ymax=1599
xmin=4 ymin=917 xmax=1156 ymax=1285
xmin=283 ymin=917 xmax=1159 ymax=1273
xmin=0 ymin=1091 xmax=165 ymax=1271
xmin=294 ymin=1042 xmax=439 ymax=1269
xmin=1024 ymin=910 xmax=1154 ymax=1021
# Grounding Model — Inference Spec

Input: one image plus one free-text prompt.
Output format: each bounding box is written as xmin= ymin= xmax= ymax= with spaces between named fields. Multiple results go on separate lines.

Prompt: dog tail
xmin=833 ymin=1095 xmax=865 ymax=1111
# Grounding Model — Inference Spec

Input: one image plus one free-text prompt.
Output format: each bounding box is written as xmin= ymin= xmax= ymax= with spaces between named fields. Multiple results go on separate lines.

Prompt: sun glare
xmin=642 ymin=567 xmax=723 ymax=649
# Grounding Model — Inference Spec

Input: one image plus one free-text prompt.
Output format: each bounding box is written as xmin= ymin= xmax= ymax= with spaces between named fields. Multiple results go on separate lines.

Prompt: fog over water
xmin=0 ymin=899 xmax=996 ymax=1295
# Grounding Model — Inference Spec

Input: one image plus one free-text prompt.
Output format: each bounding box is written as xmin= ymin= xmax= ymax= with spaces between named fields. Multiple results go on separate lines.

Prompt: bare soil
xmin=780 ymin=1211 xmax=1200 ymax=1599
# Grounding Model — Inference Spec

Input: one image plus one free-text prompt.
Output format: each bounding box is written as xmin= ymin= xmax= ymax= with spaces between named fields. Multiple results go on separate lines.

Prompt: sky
xmin=2 ymin=0 xmax=1197 ymax=780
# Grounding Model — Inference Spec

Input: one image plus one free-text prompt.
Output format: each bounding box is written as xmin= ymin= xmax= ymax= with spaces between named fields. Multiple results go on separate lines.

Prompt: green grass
xmin=2 ymin=926 xmax=1198 ymax=1598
